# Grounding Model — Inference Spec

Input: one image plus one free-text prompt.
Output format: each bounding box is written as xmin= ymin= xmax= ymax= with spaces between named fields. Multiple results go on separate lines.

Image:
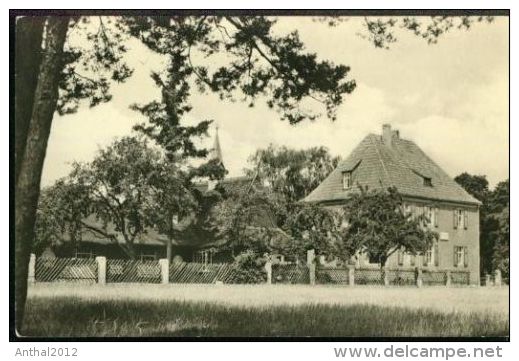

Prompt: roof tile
xmin=304 ymin=133 xmax=480 ymax=205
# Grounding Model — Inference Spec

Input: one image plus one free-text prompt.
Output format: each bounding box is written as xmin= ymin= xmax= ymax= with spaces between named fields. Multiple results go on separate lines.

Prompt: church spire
xmin=212 ymin=124 xmax=224 ymax=166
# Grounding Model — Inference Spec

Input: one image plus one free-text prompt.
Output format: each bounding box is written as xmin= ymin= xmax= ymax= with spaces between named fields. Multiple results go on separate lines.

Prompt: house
xmin=45 ymin=126 xmax=287 ymax=263
xmin=304 ymin=124 xmax=481 ymax=285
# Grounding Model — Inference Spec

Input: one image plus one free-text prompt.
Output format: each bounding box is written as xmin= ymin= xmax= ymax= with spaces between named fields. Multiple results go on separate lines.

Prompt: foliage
xmin=455 ymin=174 xmax=509 ymax=278
xmin=247 ymin=145 xmax=340 ymax=205
xmin=209 ymin=186 xmax=284 ymax=255
xmin=281 ymin=203 xmax=342 ymax=261
xmin=55 ymin=15 xmax=495 ymax=124
xmin=487 ymin=179 xmax=509 ymax=214
xmin=492 ymin=205 xmax=509 ymax=282
xmin=230 ymin=250 xmax=268 ymax=284
xmin=126 ymin=16 xmax=355 ymax=124
xmin=454 ymin=173 xmax=490 ymax=204
xmin=340 ymin=186 xmax=438 ymax=267
xmin=15 ymin=13 xmax=497 ymax=331
xmin=358 ymin=16 xmax=494 ymax=49
xmin=34 ymin=181 xmax=87 ymax=254
xmin=37 ymin=136 xmax=198 ymax=258
xmin=57 ymin=17 xmax=133 ymax=115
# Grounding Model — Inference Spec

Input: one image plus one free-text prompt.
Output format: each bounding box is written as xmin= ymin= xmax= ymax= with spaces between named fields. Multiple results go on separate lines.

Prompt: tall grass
xmin=22 ymin=296 xmax=508 ymax=337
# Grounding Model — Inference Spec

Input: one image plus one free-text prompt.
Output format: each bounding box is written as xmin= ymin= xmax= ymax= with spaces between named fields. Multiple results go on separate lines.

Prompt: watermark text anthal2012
xmin=15 ymin=347 xmax=78 ymax=357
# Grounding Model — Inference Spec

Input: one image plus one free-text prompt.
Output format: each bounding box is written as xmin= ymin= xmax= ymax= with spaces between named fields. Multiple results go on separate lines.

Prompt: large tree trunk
xmin=14 ymin=17 xmax=45 ymax=186
xmin=15 ymin=16 xmax=69 ymax=334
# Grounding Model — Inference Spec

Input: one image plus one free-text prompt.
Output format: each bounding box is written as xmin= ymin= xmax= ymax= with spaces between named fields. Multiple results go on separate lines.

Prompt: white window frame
xmin=424 ymin=206 xmax=433 ymax=226
xmin=424 ymin=249 xmax=433 ymax=267
xmin=455 ymin=246 xmax=464 ymax=267
xmin=342 ymin=171 xmax=352 ymax=190
xmin=457 ymin=209 xmax=464 ymax=229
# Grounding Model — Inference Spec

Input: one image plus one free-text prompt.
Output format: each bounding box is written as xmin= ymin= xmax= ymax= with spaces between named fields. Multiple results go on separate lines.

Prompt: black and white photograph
xmin=10 ymin=9 xmax=509 ymax=342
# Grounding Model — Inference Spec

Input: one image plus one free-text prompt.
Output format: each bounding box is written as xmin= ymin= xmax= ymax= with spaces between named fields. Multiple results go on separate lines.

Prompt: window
xmin=425 ymin=206 xmax=432 ymax=226
xmin=424 ymin=250 xmax=432 ymax=266
xmin=410 ymin=254 xmax=416 ymax=266
xmin=397 ymin=248 xmax=404 ymax=266
xmin=424 ymin=206 xmax=439 ymax=228
xmin=423 ymin=177 xmax=432 ymax=187
xmin=140 ymin=254 xmax=157 ymax=261
xmin=453 ymin=246 xmax=468 ymax=267
xmin=194 ymin=250 xmax=213 ymax=265
xmin=453 ymin=209 xmax=465 ymax=229
xmin=75 ymin=250 xmax=95 ymax=259
xmin=342 ymin=171 xmax=352 ymax=189
xmin=434 ymin=244 xmax=439 ymax=267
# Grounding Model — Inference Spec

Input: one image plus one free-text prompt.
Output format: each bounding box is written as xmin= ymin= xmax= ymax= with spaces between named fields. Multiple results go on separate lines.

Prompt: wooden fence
xmin=169 ymin=262 xmax=238 ymax=284
xmin=316 ymin=267 xmax=350 ymax=285
xmin=315 ymin=267 xmax=470 ymax=286
xmin=272 ymin=263 xmax=310 ymax=284
xmin=106 ymin=259 xmax=161 ymax=283
xmin=35 ymin=257 xmax=97 ymax=283
xmin=29 ymin=254 xmax=477 ymax=287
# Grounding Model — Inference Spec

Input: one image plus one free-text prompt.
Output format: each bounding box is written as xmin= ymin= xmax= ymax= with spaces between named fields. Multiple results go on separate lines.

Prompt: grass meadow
xmin=22 ymin=284 xmax=509 ymax=337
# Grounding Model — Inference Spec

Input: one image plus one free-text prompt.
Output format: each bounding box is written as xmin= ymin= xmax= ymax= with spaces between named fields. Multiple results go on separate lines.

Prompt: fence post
xmin=264 ymin=258 xmax=272 ymax=284
xmin=307 ymin=249 xmax=316 ymax=285
xmin=159 ymin=259 xmax=169 ymax=284
xmin=28 ymin=253 xmax=36 ymax=284
xmin=348 ymin=265 xmax=355 ymax=286
xmin=494 ymin=269 xmax=502 ymax=287
xmin=383 ymin=266 xmax=389 ymax=286
xmin=485 ymin=274 xmax=492 ymax=287
xmin=96 ymin=256 xmax=106 ymax=285
xmin=416 ymin=268 xmax=423 ymax=288
xmin=446 ymin=270 xmax=452 ymax=287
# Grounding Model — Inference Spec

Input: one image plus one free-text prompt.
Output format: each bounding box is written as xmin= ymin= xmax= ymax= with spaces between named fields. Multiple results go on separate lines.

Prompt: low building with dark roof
xmin=304 ymin=124 xmax=481 ymax=285
xmin=45 ymin=127 xmax=288 ymax=264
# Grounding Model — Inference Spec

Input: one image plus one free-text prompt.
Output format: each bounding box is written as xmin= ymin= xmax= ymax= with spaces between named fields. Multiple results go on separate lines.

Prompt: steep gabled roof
xmin=194 ymin=176 xmax=253 ymax=194
xmin=304 ymin=128 xmax=480 ymax=206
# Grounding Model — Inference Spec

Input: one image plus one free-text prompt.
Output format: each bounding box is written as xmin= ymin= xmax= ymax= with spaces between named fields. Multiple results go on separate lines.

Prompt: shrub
xmin=231 ymin=250 xmax=267 ymax=284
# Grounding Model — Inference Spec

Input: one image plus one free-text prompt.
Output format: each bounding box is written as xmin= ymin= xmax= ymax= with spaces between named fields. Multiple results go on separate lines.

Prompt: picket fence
xmin=30 ymin=254 xmax=477 ymax=287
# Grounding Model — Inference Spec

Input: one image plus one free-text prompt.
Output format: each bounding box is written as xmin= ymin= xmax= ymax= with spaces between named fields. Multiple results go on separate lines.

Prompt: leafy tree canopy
xmin=36 ymin=136 xmax=199 ymax=258
xmin=454 ymin=172 xmax=489 ymax=204
xmin=340 ymin=186 xmax=438 ymax=267
xmin=455 ymin=174 xmax=509 ymax=278
xmin=281 ymin=203 xmax=342 ymax=261
xmin=247 ymin=145 xmax=340 ymax=205
xmin=208 ymin=185 xmax=285 ymax=255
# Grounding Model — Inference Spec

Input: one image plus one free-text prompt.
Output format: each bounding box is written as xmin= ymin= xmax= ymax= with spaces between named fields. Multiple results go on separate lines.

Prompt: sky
xmin=41 ymin=16 xmax=509 ymax=189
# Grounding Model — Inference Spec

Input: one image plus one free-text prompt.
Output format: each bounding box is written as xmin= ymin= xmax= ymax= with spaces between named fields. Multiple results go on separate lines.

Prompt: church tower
xmin=207 ymin=125 xmax=224 ymax=191
xmin=210 ymin=124 xmax=224 ymax=166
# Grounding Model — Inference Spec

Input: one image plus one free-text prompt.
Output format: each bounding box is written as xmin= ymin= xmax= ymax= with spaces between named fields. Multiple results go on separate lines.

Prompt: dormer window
xmin=342 ymin=171 xmax=352 ymax=190
xmin=423 ymin=177 xmax=432 ymax=187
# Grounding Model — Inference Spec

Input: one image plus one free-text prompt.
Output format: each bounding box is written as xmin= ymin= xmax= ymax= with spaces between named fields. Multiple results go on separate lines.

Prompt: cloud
xmin=399 ymin=115 xmax=509 ymax=186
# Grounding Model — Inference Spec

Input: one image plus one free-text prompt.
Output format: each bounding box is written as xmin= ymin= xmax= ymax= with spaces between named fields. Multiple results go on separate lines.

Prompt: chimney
xmin=382 ymin=124 xmax=392 ymax=147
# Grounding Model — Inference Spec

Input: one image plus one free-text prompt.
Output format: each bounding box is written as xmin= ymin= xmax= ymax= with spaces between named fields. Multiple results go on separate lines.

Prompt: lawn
xmin=22 ymin=283 xmax=509 ymax=337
